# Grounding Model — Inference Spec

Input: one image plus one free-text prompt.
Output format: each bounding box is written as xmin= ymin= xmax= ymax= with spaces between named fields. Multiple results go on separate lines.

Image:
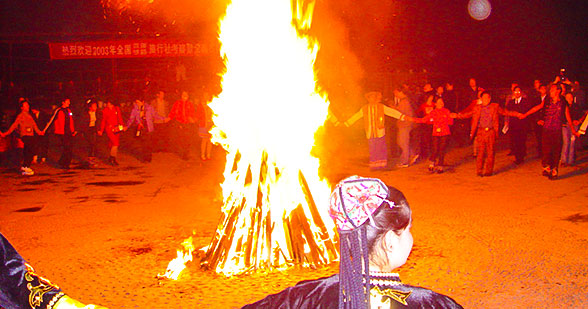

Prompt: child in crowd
xmin=415 ymin=94 xmax=436 ymax=160
xmin=409 ymin=97 xmax=453 ymax=173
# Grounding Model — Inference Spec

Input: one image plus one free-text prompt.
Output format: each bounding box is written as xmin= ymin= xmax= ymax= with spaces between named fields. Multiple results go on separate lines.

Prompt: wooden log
xmin=299 ymin=171 xmax=338 ymax=259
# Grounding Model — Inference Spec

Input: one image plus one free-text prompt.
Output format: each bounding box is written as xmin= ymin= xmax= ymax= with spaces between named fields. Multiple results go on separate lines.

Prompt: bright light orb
xmin=468 ymin=0 xmax=492 ymax=21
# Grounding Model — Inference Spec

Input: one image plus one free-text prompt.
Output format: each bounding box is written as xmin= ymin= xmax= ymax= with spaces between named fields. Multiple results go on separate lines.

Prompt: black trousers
xmin=533 ymin=123 xmax=543 ymax=156
xmin=58 ymin=134 xmax=74 ymax=167
xmin=418 ymin=124 xmax=432 ymax=158
xmin=138 ymin=131 xmax=153 ymax=162
xmin=509 ymin=127 xmax=528 ymax=162
xmin=20 ymin=136 xmax=36 ymax=168
xmin=172 ymin=122 xmax=194 ymax=160
xmin=35 ymin=135 xmax=48 ymax=159
xmin=431 ymin=135 xmax=448 ymax=166
xmin=153 ymin=123 xmax=168 ymax=152
xmin=86 ymin=129 xmax=98 ymax=157
xmin=542 ymin=129 xmax=562 ymax=170
xmin=452 ymin=119 xmax=470 ymax=147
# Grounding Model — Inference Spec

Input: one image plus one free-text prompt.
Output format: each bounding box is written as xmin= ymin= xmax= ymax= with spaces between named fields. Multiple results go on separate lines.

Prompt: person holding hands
xmin=0 ymin=100 xmax=44 ymax=175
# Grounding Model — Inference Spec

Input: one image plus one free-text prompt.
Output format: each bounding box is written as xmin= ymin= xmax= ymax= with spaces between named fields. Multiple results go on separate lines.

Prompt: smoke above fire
xmin=100 ymin=0 xmax=398 ymax=112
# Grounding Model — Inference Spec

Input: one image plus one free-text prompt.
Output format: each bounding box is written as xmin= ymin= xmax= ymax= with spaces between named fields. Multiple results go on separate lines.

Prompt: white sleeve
xmin=383 ymin=106 xmax=405 ymax=121
xmin=344 ymin=109 xmax=363 ymax=127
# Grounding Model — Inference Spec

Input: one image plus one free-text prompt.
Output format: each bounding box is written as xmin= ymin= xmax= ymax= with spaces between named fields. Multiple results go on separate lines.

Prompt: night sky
xmin=1 ymin=0 xmax=587 ymax=88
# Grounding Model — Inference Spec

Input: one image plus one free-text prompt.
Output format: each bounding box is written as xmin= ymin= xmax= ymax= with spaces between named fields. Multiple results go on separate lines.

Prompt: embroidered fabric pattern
xmin=328 ymin=176 xmax=394 ymax=231
xmin=370 ymin=286 xmax=412 ymax=306
xmin=47 ymin=292 xmax=65 ymax=309
xmin=24 ymin=263 xmax=63 ymax=309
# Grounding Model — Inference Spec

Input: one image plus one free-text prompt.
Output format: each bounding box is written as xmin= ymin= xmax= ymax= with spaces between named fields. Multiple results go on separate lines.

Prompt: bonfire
xmin=159 ymin=0 xmax=338 ymax=278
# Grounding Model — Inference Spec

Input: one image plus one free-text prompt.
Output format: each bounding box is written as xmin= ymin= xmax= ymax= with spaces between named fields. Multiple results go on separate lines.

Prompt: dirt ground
xmin=1 ymin=135 xmax=587 ymax=308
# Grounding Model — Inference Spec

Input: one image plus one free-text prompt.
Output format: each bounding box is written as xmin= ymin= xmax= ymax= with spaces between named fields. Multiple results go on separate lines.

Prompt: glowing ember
xmin=200 ymin=0 xmax=338 ymax=276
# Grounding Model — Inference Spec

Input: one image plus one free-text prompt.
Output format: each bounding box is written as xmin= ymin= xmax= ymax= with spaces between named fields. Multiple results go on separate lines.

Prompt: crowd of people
xmin=1 ymin=73 xmax=587 ymax=180
xmin=339 ymin=74 xmax=587 ymax=179
xmin=0 ymin=90 xmax=214 ymax=176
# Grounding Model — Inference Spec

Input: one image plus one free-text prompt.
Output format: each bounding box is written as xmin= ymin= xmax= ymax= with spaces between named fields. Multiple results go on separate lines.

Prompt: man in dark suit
xmin=507 ymin=86 xmax=533 ymax=164
xmin=465 ymin=78 xmax=480 ymax=106
xmin=443 ymin=82 xmax=458 ymax=113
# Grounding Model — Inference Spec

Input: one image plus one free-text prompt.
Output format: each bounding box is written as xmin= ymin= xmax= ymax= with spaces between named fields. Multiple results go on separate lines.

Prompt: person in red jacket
xmin=167 ymin=91 xmax=197 ymax=160
xmin=44 ymin=98 xmax=77 ymax=169
xmin=409 ymin=97 xmax=453 ymax=173
xmin=98 ymin=101 xmax=124 ymax=166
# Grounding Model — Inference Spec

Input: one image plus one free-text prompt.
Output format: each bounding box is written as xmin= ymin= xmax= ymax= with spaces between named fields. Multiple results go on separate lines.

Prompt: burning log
xmin=200 ymin=150 xmax=338 ymax=275
xmin=160 ymin=0 xmax=339 ymax=278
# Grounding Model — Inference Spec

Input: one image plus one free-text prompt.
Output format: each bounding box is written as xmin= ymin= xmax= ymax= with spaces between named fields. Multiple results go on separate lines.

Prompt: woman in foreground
xmin=244 ymin=176 xmax=462 ymax=308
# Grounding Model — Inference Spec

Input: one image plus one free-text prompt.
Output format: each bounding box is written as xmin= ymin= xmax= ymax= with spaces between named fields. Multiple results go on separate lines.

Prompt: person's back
xmin=244 ymin=274 xmax=462 ymax=309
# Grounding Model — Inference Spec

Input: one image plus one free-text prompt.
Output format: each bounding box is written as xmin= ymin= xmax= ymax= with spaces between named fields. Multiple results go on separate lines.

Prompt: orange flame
xmin=161 ymin=0 xmax=338 ymax=279
xmin=158 ymin=237 xmax=194 ymax=280
xmin=203 ymin=0 xmax=337 ymax=276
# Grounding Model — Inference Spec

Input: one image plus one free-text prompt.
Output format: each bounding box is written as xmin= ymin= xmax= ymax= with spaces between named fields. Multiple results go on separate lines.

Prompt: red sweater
xmin=416 ymin=108 xmax=453 ymax=136
xmin=169 ymin=100 xmax=196 ymax=124
xmin=100 ymin=106 xmax=124 ymax=132
xmin=47 ymin=107 xmax=75 ymax=135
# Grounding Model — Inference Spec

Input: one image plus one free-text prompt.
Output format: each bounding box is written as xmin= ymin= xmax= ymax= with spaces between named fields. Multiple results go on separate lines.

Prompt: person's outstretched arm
xmin=0 ymin=233 xmax=107 ymax=309
xmin=343 ymin=109 xmax=363 ymax=127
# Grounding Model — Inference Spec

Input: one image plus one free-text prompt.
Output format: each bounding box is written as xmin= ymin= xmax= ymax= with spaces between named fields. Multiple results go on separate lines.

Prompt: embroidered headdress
xmin=328 ymin=176 xmax=395 ymax=309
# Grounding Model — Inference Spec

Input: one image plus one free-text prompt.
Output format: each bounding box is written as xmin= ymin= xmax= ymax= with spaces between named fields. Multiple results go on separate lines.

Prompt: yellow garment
xmin=363 ymin=103 xmax=385 ymax=139
xmin=345 ymin=103 xmax=404 ymax=139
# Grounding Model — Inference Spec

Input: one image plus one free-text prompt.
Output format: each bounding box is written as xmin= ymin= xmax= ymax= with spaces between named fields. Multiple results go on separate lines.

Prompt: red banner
xmin=49 ymin=39 xmax=210 ymax=60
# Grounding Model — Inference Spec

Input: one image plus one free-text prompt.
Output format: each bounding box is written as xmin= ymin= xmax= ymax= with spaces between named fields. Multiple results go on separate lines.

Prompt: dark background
xmin=1 ymin=0 xmax=586 ymax=107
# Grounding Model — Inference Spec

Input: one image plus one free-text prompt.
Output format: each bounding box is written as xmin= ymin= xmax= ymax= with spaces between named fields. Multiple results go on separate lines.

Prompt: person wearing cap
xmin=0 ymin=100 xmax=45 ymax=175
xmin=342 ymin=91 xmax=407 ymax=170
xmin=244 ymin=176 xmax=462 ymax=308
xmin=0 ymin=232 xmax=107 ymax=309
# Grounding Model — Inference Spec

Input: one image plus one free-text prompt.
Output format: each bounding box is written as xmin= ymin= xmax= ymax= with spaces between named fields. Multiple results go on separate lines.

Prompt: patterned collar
xmin=368 ymin=272 xmax=412 ymax=306
xmin=368 ymin=272 xmax=402 ymax=287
